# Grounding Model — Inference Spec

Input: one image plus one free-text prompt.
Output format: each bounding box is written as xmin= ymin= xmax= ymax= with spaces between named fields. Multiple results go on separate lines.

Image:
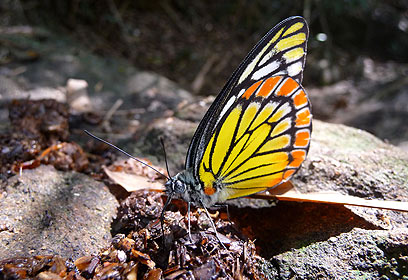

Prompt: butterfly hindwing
xmin=185 ymin=16 xmax=311 ymax=203
xmin=198 ymin=76 xmax=311 ymax=201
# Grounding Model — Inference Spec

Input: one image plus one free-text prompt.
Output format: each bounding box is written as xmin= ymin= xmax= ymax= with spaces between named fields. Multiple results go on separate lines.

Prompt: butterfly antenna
xmin=159 ymin=136 xmax=172 ymax=178
xmin=84 ymin=130 xmax=170 ymax=180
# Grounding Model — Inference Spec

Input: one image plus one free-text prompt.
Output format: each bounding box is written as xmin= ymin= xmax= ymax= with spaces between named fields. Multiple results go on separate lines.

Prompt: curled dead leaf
xmin=104 ymin=166 xmax=165 ymax=192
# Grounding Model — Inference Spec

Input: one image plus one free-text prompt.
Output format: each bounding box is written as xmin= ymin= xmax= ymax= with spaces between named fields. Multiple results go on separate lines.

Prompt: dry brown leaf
xmin=275 ymin=191 xmax=408 ymax=212
xmin=252 ymin=182 xmax=408 ymax=212
xmin=103 ymin=165 xmax=165 ymax=192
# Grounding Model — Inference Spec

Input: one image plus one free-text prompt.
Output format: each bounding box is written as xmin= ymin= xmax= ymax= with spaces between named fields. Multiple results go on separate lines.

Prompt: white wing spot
xmin=217 ymin=95 xmax=237 ymax=125
xmin=274 ymin=70 xmax=287 ymax=77
xmin=238 ymin=34 xmax=282 ymax=85
xmin=287 ymin=61 xmax=303 ymax=77
xmin=259 ymin=49 xmax=276 ymax=66
xmin=238 ymin=88 xmax=245 ymax=97
xmin=239 ymin=58 xmax=257 ymax=85
xmin=251 ymin=60 xmax=280 ymax=80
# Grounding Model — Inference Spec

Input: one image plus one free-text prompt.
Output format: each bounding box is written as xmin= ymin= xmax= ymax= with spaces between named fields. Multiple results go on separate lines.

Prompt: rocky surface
xmin=308 ymin=58 xmax=408 ymax=150
xmin=269 ymin=228 xmax=408 ymax=279
xmin=298 ymin=120 xmax=408 ymax=198
xmin=0 ymin=165 xmax=118 ymax=259
xmin=296 ymin=120 xmax=408 ymax=231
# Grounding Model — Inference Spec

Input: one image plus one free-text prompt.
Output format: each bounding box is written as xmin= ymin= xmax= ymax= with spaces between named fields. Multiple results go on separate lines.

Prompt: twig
xmin=191 ymin=53 xmax=219 ymax=94
xmin=160 ymin=1 xmax=190 ymax=33
xmin=107 ymin=0 xmax=131 ymax=45
xmin=101 ymin=99 xmax=123 ymax=132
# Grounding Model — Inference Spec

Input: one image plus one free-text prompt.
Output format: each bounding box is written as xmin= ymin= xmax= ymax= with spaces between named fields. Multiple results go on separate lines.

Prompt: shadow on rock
xmin=230 ymin=201 xmax=381 ymax=258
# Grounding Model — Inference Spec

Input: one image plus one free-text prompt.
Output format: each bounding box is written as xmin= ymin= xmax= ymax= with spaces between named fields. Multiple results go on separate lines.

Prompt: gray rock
xmin=135 ymin=117 xmax=198 ymax=174
xmin=0 ymin=165 xmax=118 ymax=259
xmin=0 ymin=31 xmax=193 ymax=116
xmin=249 ymin=120 xmax=407 ymax=279
xmin=267 ymin=228 xmax=408 ymax=280
xmin=308 ymin=58 xmax=408 ymax=150
xmin=127 ymin=71 xmax=193 ymax=111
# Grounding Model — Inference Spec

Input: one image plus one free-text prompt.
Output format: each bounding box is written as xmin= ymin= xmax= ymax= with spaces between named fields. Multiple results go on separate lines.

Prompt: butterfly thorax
xmin=165 ymin=169 xmax=222 ymax=207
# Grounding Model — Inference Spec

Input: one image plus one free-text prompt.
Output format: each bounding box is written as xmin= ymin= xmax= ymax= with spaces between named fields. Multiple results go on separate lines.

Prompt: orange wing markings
xmin=283 ymin=169 xmax=295 ymax=179
xmin=242 ymin=80 xmax=263 ymax=99
xmin=276 ymin=77 xmax=299 ymax=96
xmin=294 ymin=130 xmax=310 ymax=148
xmin=256 ymin=76 xmax=282 ymax=97
xmin=292 ymin=89 xmax=308 ymax=108
xmin=289 ymin=150 xmax=306 ymax=168
xmin=204 ymin=185 xmax=216 ymax=195
xmin=295 ymin=108 xmax=312 ymax=127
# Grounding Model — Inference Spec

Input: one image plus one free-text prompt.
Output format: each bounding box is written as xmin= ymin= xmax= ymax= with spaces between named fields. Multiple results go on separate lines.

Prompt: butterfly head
xmin=164 ymin=176 xmax=186 ymax=195
xmin=164 ymin=169 xmax=205 ymax=205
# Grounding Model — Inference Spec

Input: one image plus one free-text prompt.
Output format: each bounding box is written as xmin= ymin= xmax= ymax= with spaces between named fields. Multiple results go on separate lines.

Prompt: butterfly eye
xmin=174 ymin=180 xmax=186 ymax=194
xmin=164 ymin=180 xmax=173 ymax=191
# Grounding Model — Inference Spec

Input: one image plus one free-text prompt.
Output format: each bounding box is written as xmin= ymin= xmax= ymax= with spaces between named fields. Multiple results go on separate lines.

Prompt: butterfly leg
xmin=160 ymin=194 xmax=173 ymax=247
xmin=200 ymin=201 xmax=227 ymax=250
xmin=212 ymin=203 xmax=242 ymax=236
xmin=187 ymin=202 xmax=193 ymax=243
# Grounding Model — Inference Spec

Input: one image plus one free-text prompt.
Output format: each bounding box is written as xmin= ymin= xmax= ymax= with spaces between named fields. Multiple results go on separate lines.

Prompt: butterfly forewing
xmin=237 ymin=17 xmax=308 ymax=86
xmin=185 ymin=16 xmax=311 ymax=203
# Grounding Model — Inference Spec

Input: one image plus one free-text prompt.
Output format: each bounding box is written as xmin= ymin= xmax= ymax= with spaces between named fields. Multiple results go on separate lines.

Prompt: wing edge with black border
xmin=185 ymin=16 xmax=309 ymax=181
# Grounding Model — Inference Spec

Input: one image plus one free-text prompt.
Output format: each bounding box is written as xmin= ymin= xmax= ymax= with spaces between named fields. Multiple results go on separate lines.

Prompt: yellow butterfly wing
xmin=198 ymin=76 xmax=311 ymax=201
xmin=184 ymin=16 xmax=311 ymax=205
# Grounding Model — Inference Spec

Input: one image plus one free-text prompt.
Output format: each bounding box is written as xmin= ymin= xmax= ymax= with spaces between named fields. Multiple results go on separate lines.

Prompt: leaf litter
xmin=0 ymin=99 xmax=269 ymax=278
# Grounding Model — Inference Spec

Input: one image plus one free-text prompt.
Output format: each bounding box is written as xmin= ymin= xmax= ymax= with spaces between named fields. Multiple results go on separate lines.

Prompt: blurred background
xmin=1 ymin=0 xmax=408 ymax=149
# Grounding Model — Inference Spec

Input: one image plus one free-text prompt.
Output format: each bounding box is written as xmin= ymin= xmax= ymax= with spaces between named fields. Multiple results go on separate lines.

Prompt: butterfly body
xmin=165 ymin=168 xmax=221 ymax=207
xmin=165 ymin=16 xmax=311 ymax=210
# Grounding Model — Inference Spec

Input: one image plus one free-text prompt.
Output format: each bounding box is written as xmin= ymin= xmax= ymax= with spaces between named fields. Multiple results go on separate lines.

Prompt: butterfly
xmin=164 ymin=16 xmax=312 ymax=217
xmin=85 ymin=16 xmax=311 ymax=244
